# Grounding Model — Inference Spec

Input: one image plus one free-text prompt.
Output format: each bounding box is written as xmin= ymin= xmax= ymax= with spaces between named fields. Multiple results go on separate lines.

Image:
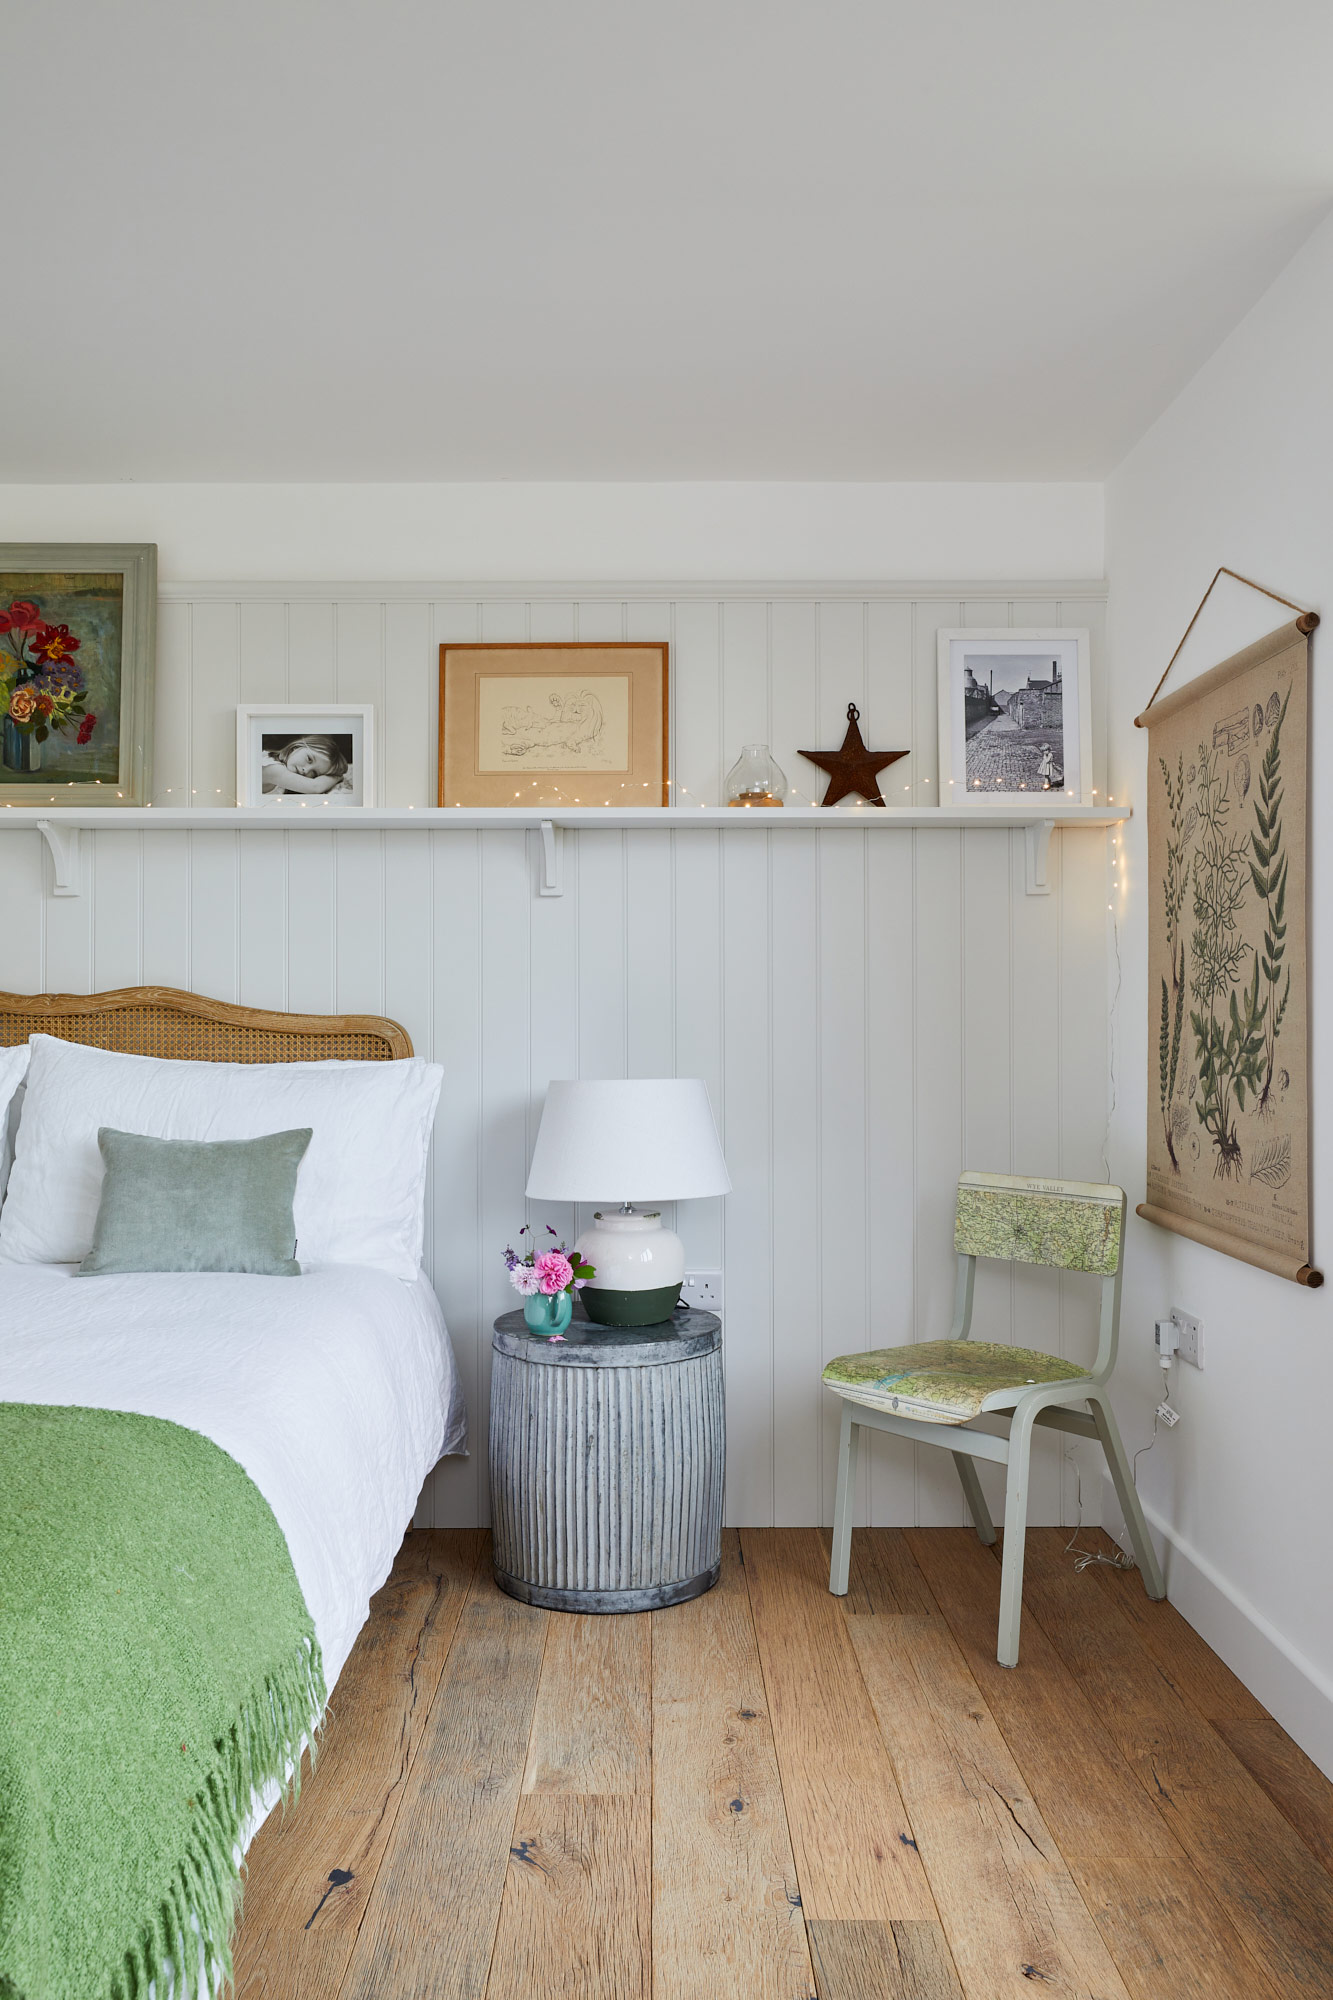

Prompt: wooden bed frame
xmin=0 ymin=986 xmax=413 ymax=1063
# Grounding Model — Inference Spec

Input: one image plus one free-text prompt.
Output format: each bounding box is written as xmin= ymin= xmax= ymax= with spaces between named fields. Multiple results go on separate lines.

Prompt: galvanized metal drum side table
xmin=489 ymin=1305 xmax=724 ymax=1612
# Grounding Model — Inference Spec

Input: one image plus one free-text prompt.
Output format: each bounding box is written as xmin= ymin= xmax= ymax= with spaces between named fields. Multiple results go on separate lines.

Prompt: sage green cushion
xmin=822 ymin=1339 xmax=1092 ymax=1424
xmin=77 ymin=1126 xmax=313 ymax=1277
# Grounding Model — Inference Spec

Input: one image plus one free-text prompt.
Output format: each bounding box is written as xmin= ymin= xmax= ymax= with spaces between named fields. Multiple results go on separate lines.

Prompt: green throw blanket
xmin=0 ymin=1405 xmax=325 ymax=2000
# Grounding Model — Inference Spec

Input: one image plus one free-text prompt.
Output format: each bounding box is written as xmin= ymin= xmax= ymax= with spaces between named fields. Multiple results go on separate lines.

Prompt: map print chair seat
xmin=822 ymin=1172 xmax=1165 ymax=1666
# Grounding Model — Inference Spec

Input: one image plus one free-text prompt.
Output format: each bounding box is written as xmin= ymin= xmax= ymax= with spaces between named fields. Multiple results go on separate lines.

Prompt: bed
xmin=0 ymin=986 xmax=466 ymax=2000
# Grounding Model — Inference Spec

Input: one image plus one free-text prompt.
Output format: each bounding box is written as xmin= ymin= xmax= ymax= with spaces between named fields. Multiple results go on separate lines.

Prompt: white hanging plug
xmin=1153 ymin=1318 xmax=1181 ymax=1426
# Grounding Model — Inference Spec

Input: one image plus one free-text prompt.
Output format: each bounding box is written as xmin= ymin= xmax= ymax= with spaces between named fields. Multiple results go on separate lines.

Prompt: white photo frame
xmin=937 ymin=629 xmax=1092 ymax=805
xmin=236 ymin=704 xmax=375 ymax=808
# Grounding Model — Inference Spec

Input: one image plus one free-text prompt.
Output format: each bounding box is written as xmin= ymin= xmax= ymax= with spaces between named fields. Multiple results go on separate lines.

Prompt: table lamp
xmin=525 ymin=1079 xmax=731 ymax=1326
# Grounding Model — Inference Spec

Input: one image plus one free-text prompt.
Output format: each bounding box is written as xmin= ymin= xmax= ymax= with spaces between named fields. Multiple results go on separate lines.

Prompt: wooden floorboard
xmin=1214 ymin=1717 xmax=1333 ymax=1876
xmin=741 ymin=1528 xmax=938 ymax=1923
xmin=652 ymin=1532 xmax=816 ymax=2000
xmin=820 ymin=1524 xmax=939 ymax=1619
xmin=1073 ymin=1528 xmax=1270 ymax=1722
xmin=849 ymin=1608 xmax=1133 ymax=1999
xmin=232 ymin=1529 xmax=483 ymax=2000
xmin=489 ymin=1594 xmax=654 ymax=1998
xmin=338 ymin=1559 xmax=550 ymax=2000
xmin=522 ymin=1607 xmax=651 ymax=1796
xmin=807 ymin=1920 xmax=964 ymax=2000
xmin=224 ymin=1523 xmax=1333 ymax=2000
xmin=907 ymin=1527 xmax=1282 ymax=2000
xmin=1015 ymin=1527 xmax=1333 ymax=1997
xmin=486 ymin=1794 xmax=651 ymax=2000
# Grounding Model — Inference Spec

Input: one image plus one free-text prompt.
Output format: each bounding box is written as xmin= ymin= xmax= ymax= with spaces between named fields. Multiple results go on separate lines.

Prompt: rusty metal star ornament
xmin=800 ymin=703 xmax=908 ymax=807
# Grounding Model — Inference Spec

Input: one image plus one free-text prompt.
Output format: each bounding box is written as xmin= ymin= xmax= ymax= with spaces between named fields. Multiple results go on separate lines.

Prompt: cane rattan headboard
xmin=0 ymin=986 xmax=412 ymax=1063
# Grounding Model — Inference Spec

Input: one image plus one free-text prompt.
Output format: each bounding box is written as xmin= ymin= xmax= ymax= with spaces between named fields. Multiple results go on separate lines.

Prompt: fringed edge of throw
xmin=109 ymin=1634 xmax=326 ymax=2000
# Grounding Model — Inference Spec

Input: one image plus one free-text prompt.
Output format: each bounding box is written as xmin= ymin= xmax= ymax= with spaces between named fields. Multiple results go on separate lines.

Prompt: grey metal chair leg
xmin=952 ymin=1450 xmax=997 ymax=1545
xmin=996 ymin=1403 xmax=1039 ymax=1667
xmin=1088 ymin=1390 xmax=1166 ymax=1600
xmin=828 ymin=1403 xmax=860 ymax=1595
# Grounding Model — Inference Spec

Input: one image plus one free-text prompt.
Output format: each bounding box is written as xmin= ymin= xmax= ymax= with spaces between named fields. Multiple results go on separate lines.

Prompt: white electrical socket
xmin=682 ymin=1271 xmax=723 ymax=1312
xmin=1170 ymin=1308 xmax=1204 ymax=1369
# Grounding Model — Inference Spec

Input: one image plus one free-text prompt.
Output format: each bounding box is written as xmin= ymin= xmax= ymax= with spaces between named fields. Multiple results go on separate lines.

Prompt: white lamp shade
xmin=525 ymin=1079 xmax=731 ymax=1203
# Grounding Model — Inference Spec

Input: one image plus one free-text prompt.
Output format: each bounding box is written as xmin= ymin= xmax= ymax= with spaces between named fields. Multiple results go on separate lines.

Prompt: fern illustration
xmin=1190 ymin=745 xmax=1263 ymax=1177
xmin=1251 ymin=686 xmax=1291 ymax=1111
xmin=1159 ymin=753 xmax=1190 ymax=958
xmin=1156 ymin=754 xmax=1191 ymax=1172
xmin=1158 ymin=942 xmax=1186 ymax=1169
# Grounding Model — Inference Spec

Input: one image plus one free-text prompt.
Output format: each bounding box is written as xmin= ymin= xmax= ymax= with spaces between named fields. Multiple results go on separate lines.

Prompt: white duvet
xmin=0 ymin=1261 xmax=467 ymax=1696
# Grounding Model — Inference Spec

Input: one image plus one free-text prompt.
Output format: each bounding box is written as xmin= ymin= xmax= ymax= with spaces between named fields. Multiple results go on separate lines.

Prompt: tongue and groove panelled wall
xmin=0 ymin=581 xmax=1111 ymax=1533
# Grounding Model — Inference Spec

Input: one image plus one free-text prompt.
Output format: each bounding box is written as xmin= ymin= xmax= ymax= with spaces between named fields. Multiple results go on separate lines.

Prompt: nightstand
xmin=489 ymin=1303 xmax=724 ymax=1612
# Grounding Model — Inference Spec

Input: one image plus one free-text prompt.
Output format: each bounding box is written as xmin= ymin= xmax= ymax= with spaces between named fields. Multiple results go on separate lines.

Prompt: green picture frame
xmin=0 ymin=543 xmax=156 ymax=806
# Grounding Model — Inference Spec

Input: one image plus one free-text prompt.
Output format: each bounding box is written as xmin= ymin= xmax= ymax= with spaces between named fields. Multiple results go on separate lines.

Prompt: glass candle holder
xmin=725 ymin=743 xmax=788 ymax=807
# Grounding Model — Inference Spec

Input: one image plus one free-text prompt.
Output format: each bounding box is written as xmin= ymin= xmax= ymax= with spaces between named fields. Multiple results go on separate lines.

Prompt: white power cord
xmin=1065 ymin=1334 xmax=1176 ymax=1575
xmin=1062 ymin=1444 xmax=1137 ymax=1573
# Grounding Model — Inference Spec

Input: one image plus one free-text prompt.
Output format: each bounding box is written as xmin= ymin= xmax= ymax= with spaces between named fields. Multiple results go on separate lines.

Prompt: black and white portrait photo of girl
xmin=261 ymin=733 xmax=354 ymax=799
xmin=236 ymin=705 xmax=374 ymax=807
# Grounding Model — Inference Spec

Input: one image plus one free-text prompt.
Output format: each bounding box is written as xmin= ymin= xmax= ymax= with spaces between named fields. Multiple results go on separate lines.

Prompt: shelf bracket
xmin=36 ymin=819 xmax=81 ymax=897
xmin=1024 ymin=818 xmax=1054 ymax=897
xmin=538 ymin=819 xmax=562 ymax=897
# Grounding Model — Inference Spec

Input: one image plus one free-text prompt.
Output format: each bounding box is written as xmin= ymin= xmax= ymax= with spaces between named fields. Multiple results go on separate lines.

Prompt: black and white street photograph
xmin=963 ymin=652 xmax=1065 ymax=792
xmin=938 ymin=629 xmax=1090 ymax=803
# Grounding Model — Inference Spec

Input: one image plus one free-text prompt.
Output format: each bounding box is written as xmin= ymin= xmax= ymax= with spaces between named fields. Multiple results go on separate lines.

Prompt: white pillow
xmin=0 ymin=1035 xmax=442 ymax=1280
xmin=0 ymin=1041 xmax=31 ymax=1205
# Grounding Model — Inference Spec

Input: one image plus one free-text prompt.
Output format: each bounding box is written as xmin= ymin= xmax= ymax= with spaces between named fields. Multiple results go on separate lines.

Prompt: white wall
xmin=0 ymin=575 xmax=1112 ymax=1535
xmin=1106 ymin=211 xmax=1333 ymax=1774
xmin=0 ymin=483 xmax=1103 ymax=586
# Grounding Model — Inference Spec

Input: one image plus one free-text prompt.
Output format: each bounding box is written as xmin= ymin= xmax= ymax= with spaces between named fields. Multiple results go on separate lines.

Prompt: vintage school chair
xmin=822 ymin=1171 xmax=1165 ymax=1666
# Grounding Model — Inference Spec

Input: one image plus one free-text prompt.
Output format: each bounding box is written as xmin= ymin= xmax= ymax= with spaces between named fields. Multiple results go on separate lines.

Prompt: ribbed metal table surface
xmin=489 ymin=1306 xmax=724 ymax=1612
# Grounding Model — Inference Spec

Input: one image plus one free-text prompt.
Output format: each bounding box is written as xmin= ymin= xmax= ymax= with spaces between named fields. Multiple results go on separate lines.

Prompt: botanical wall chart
xmin=1136 ymin=615 xmax=1320 ymax=1286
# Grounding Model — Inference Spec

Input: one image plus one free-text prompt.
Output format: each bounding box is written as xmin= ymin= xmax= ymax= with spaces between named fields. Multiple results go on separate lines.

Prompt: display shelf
xmin=2 ymin=801 xmax=1129 ymax=900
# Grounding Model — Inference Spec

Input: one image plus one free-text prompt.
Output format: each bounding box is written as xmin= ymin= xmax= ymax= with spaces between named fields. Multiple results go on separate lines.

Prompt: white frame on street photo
xmin=937 ymin=628 xmax=1092 ymax=805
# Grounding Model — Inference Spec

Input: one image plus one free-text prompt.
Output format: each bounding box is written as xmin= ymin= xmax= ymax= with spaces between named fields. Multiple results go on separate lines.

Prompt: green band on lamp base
xmin=580 ymin=1282 xmax=683 ymax=1328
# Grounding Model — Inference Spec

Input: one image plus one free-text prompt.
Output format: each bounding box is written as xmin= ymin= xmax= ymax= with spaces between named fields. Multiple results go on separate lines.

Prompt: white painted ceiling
xmin=7 ymin=1 xmax=1331 ymax=480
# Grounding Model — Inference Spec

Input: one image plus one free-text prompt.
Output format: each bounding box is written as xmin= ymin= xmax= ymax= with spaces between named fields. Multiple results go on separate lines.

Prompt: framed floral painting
xmin=0 ymin=544 xmax=156 ymax=805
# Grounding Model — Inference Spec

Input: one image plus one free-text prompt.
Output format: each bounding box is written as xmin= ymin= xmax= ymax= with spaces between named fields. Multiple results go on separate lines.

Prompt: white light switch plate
xmin=682 ymin=1271 xmax=723 ymax=1312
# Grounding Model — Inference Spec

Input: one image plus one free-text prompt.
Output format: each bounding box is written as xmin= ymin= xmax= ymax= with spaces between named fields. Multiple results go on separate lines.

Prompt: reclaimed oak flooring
xmin=232 ymin=1526 xmax=1333 ymax=2000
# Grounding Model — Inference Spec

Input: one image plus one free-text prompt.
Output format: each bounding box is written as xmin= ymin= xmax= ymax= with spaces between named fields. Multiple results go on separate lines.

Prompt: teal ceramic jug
xmin=523 ymin=1290 xmax=573 ymax=1336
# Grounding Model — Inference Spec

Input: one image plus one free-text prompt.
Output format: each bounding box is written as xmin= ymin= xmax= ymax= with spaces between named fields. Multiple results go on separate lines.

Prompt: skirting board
xmin=1101 ymin=1471 xmax=1333 ymax=1781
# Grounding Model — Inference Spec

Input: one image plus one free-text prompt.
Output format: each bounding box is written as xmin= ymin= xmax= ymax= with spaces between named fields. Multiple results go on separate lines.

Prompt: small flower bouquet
xmin=504 ymin=1225 xmax=595 ymax=1337
xmin=0 ymin=598 xmax=97 ymax=772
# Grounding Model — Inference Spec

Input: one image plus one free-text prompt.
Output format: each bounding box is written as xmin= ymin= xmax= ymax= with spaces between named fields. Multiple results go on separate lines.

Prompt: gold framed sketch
xmin=438 ymin=642 xmax=669 ymax=807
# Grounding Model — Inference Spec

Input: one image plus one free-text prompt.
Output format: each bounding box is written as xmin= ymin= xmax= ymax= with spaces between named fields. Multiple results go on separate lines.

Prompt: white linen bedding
xmin=0 ymin=1261 xmax=467 ymax=1695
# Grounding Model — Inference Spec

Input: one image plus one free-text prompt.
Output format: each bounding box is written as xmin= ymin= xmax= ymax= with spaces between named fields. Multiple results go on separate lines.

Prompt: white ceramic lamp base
xmin=575 ymin=1209 xmax=685 ymax=1326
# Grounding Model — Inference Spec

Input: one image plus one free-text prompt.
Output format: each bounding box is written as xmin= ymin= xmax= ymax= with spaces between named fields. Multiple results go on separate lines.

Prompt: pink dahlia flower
xmin=535 ymin=1250 xmax=574 ymax=1295
xmin=509 ymin=1263 xmax=542 ymax=1296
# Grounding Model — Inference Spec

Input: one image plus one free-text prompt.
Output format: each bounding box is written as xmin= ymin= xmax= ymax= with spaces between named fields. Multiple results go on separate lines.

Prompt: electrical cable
xmin=1102 ymin=854 xmax=1122 ymax=1181
xmin=1064 ymin=1350 xmax=1173 ymax=1576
